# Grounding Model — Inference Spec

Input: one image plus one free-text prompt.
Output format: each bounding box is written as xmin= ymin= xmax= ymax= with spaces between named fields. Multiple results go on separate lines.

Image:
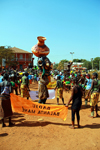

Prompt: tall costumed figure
xmin=31 ymin=36 xmax=53 ymax=104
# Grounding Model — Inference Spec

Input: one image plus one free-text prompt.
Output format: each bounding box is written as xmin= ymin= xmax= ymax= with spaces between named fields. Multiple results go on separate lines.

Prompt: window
xmin=20 ymin=54 xmax=23 ymax=59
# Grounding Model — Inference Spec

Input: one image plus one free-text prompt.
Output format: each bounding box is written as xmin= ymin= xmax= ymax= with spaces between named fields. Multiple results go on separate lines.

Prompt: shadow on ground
xmin=0 ymin=112 xmax=25 ymax=124
xmin=0 ymin=133 xmax=8 ymax=137
xmin=15 ymin=120 xmax=100 ymax=129
xmin=15 ymin=121 xmax=71 ymax=127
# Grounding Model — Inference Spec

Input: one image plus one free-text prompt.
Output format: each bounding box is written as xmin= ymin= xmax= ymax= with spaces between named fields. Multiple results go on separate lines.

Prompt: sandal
xmin=69 ymin=125 xmax=75 ymax=129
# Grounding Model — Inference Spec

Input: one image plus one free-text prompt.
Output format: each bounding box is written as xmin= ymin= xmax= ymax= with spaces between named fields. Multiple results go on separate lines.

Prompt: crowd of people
xmin=54 ymin=71 xmax=100 ymax=128
xmin=0 ymin=68 xmax=100 ymax=129
xmin=0 ymin=68 xmax=39 ymax=127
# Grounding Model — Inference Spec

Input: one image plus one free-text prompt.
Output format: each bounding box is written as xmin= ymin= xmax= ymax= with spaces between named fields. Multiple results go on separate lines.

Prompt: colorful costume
xmin=38 ymin=76 xmax=49 ymax=104
xmin=56 ymin=78 xmax=64 ymax=105
xmin=0 ymin=80 xmax=13 ymax=120
xmin=21 ymin=75 xmax=30 ymax=98
xmin=90 ymin=79 xmax=99 ymax=107
xmin=90 ymin=92 xmax=99 ymax=106
xmin=31 ymin=36 xmax=52 ymax=104
xmin=85 ymin=78 xmax=92 ymax=99
xmin=57 ymin=80 xmax=63 ymax=99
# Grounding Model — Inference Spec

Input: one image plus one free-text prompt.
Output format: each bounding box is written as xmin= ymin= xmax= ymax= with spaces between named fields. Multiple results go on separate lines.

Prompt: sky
xmin=0 ymin=0 xmax=100 ymax=65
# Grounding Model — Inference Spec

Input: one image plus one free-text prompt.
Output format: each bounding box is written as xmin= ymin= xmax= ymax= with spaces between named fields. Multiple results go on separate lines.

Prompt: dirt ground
xmin=0 ymin=81 xmax=100 ymax=150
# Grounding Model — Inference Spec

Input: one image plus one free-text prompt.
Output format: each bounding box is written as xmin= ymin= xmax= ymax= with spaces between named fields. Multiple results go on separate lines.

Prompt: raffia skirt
xmin=20 ymin=84 xmax=30 ymax=98
xmin=90 ymin=92 xmax=99 ymax=106
xmin=57 ymin=88 xmax=63 ymax=99
xmin=39 ymin=83 xmax=49 ymax=100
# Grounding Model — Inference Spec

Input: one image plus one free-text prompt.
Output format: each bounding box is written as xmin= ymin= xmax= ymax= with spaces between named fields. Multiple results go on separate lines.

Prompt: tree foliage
xmin=82 ymin=60 xmax=92 ymax=70
xmin=73 ymin=59 xmax=86 ymax=62
xmin=53 ymin=63 xmax=58 ymax=70
xmin=0 ymin=46 xmax=18 ymax=67
xmin=57 ymin=57 xmax=100 ymax=70
xmin=56 ymin=57 xmax=100 ymax=71
xmin=93 ymin=57 xmax=100 ymax=70
xmin=57 ymin=59 xmax=68 ymax=71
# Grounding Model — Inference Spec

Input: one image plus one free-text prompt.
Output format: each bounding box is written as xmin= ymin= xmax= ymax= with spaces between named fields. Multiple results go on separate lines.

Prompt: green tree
xmin=80 ymin=59 xmax=87 ymax=62
xmin=53 ymin=63 xmax=58 ymax=70
xmin=93 ymin=57 xmax=100 ymax=70
xmin=73 ymin=59 xmax=86 ymax=62
xmin=0 ymin=46 xmax=18 ymax=67
xmin=73 ymin=59 xmax=79 ymax=62
xmin=57 ymin=59 xmax=68 ymax=71
xmin=82 ymin=60 xmax=92 ymax=70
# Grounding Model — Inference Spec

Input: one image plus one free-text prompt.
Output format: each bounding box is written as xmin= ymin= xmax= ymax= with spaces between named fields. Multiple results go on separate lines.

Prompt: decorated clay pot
xmin=31 ymin=36 xmax=50 ymax=57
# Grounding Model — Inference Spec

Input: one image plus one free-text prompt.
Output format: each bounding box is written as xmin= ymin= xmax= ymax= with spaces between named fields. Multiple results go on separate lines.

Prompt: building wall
xmin=0 ymin=47 xmax=34 ymax=70
xmin=14 ymin=53 xmax=33 ymax=70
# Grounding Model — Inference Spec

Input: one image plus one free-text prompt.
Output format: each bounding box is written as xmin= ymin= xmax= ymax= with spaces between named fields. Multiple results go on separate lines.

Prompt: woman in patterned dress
xmin=0 ymin=73 xmax=14 ymax=127
xmin=86 ymin=72 xmax=100 ymax=118
xmin=20 ymin=72 xmax=30 ymax=99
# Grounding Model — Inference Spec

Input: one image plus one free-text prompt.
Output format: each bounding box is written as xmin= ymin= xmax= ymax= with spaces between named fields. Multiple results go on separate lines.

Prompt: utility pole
xmin=91 ymin=58 xmax=93 ymax=70
xmin=99 ymin=61 xmax=100 ymax=70
xmin=70 ymin=52 xmax=74 ymax=61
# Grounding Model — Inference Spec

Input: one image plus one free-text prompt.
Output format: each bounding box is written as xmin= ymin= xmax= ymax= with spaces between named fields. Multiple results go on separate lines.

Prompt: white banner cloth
xmin=29 ymin=90 xmax=55 ymax=100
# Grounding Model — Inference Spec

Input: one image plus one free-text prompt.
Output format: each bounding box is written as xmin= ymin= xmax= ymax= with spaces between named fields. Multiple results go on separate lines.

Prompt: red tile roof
xmin=11 ymin=47 xmax=32 ymax=54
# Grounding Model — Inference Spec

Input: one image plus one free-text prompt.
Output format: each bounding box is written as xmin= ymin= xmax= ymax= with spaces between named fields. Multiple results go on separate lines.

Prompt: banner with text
xmin=10 ymin=93 xmax=68 ymax=121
